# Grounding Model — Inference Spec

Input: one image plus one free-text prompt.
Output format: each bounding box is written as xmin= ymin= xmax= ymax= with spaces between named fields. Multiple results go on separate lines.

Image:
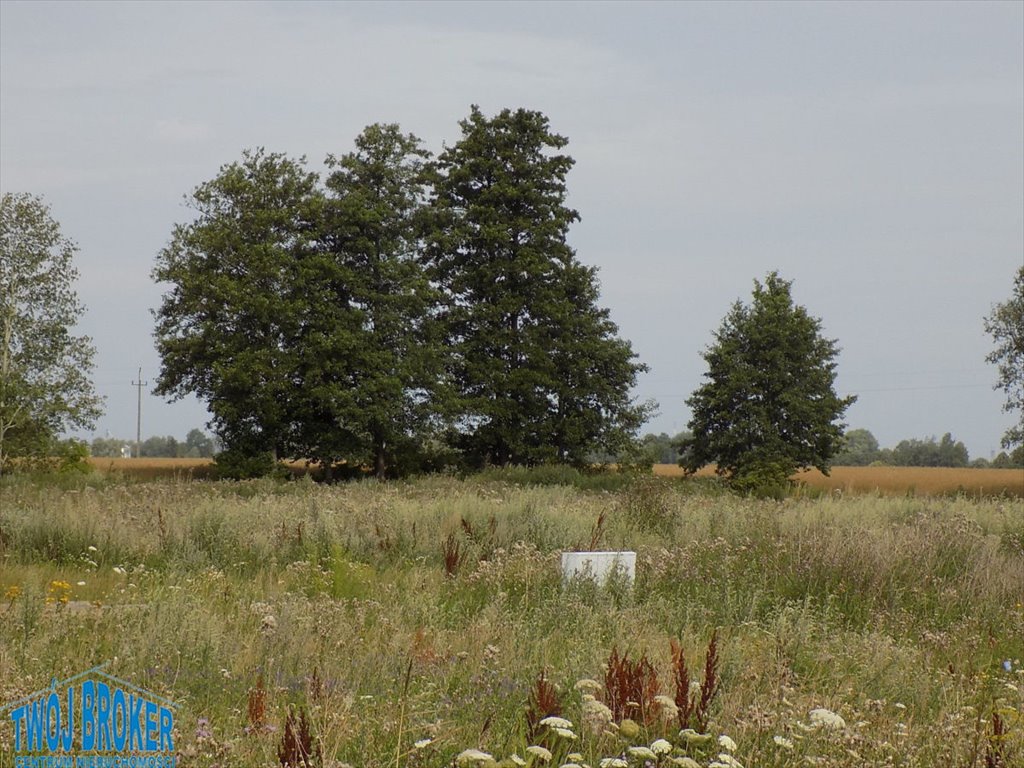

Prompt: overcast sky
xmin=2 ymin=0 xmax=1022 ymax=459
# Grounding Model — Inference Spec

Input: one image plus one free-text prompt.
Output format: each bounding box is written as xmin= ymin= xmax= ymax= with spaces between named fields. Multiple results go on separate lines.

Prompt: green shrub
xmin=214 ymin=448 xmax=285 ymax=480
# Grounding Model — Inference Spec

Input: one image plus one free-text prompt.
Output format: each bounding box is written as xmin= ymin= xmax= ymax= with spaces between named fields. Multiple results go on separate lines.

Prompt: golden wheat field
xmin=654 ymin=463 xmax=1024 ymax=496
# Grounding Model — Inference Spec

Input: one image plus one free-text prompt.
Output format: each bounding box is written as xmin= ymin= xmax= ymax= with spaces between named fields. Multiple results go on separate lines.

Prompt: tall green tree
xmin=425 ymin=106 xmax=650 ymax=466
xmin=295 ymin=123 xmax=442 ymax=478
xmin=833 ymin=427 xmax=880 ymax=466
xmin=152 ymin=149 xmax=322 ymax=467
xmin=682 ymin=272 xmax=855 ymax=489
xmin=984 ymin=266 xmax=1024 ymax=449
xmin=0 ymin=193 xmax=102 ymax=473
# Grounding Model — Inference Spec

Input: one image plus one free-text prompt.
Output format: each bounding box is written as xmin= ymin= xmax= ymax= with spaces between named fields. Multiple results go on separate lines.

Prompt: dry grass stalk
xmin=395 ymin=657 xmax=414 ymax=768
xmin=588 ymin=510 xmax=606 ymax=550
xmin=247 ymin=674 xmax=267 ymax=732
xmin=985 ymin=710 xmax=1007 ymax=768
xmin=671 ymin=629 xmax=720 ymax=732
xmin=277 ymin=706 xmax=318 ymax=767
xmin=442 ymin=532 xmax=466 ymax=577
xmin=525 ymin=670 xmax=563 ymax=741
xmin=604 ymin=646 xmax=659 ymax=726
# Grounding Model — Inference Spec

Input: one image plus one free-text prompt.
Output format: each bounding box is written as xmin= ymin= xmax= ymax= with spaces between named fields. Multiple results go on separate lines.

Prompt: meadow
xmin=86 ymin=458 xmax=1024 ymax=497
xmin=0 ymin=471 xmax=1022 ymax=767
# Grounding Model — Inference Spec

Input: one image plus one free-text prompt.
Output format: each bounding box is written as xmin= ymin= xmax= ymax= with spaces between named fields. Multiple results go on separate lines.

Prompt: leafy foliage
xmin=0 ymin=193 xmax=102 ymax=473
xmin=984 ymin=266 xmax=1024 ymax=449
xmin=297 ymin=124 xmax=443 ymax=478
xmin=152 ymin=149 xmax=322 ymax=464
xmin=153 ymin=112 xmax=651 ymax=476
xmin=683 ymin=272 xmax=855 ymax=488
xmin=832 ymin=428 xmax=880 ymax=466
xmin=425 ymin=106 xmax=651 ymax=466
xmin=892 ymin=433 xmax=969 ymax=468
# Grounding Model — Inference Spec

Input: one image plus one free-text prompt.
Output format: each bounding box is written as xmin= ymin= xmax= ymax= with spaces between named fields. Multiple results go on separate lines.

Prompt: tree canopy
xmin=984 ymin=266 xmax=1024 ymax=450
xmin=152 ymin=110 xmax=649 ymax=476
xmin=152 ymin=149 xmax=322 ymax=467
xmin=303 ymin=123 xmax=444 ymax=478
xmin=682 ymin=272 xmax=855 ymax=489
xmin=832 ymin=428 xmax=880 ymax=466
xmin=425 ymin=106 xmax=651 ymax=466
xmin=0 ymin=192 xmax=102 ymax=473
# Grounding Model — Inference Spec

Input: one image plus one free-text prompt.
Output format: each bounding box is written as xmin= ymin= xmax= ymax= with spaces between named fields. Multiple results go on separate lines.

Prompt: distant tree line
xmin=90 ymin=429 xmax=216 ymax=459
xmin=832 ymin=428 xmax=1023 ymax=468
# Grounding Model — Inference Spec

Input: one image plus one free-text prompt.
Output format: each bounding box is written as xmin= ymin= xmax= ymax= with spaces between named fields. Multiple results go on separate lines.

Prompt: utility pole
xmin=131 ymin=367 xmax=147 ymax=459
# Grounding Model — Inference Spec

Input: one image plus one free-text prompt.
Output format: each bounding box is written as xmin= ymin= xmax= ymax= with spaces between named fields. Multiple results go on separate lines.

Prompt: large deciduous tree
xmin=984 ymin=266 xmax=1024 ymax=449
xmin=152 ymin=149 xmax=322 ymax=468
xmin=0 ymin=193 xmax=102 ymax=473
xmin=425 ymin=106 xmax=650 ymax=466
xmin=682 ymin=272 xmax=855 ymax=490
xmin=297 ymin=123 xmax=443 ymax=478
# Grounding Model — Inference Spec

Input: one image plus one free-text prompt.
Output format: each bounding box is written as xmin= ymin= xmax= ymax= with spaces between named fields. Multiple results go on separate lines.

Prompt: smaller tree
xmin=140 ymin=435 xmax=182 ymax=458
xmin=984 ymin=266 xmax=1024 ymax=449
xmin=91 ymin=436 xmax=130 ymax=458
xmin=0 ymin=193 xmax=102 ymax=473
xmin=682 ymin=272 xmax=856 ymax=491
xmin=833 ymin=428 xmax=880 ymax=466
xmin=185 ymin=428 xmax=215 ymax=458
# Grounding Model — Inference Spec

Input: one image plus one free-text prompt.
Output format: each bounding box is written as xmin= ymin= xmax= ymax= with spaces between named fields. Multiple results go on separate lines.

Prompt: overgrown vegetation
xmin=0 ymin=474 xmax=1021 ymax=766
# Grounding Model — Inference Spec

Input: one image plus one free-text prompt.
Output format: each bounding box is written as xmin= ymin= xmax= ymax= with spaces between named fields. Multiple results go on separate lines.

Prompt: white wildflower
xmin=718 ymin=734 xmax=737 ymax=751
xmin=456 ymin=749 xmax=494 ymax=766
xmin=679 ymin=729 xmax=713 ymax=746
xmin=654 ymin=694 xmax=679 ymax=720
xmin=809 ymin=708 xmax=846 ymax=730
xmin=773 ymin=735 xmax=794 ymax=749
xmin=672 ymin=759 xmax=701 ymax=768
xmin=574 ymin=678 xmax=602 ymax=694
xmin=650 ymin=738 xmax=673 ymax=754
xmin=414 ymin=738 xmax=433 ymax=749
xmin=540 ymin=716 xmax=574 ymax=730
xmin=627 ymin=746 xmax=656 ymax=760
xmin=260 ymin=614 xmax=277 ymax=634
xmin=599 ymin=760 xmax=627 ymax=768
xmin=554 ymin=727 xmax=576 ymax=740
xmin=526 ymin=745 xmax=552 ymax=762
xmin=581 ymin=698 xmax=613 ymax=735
xmin=714 ymin=754 xmax=743 ymax=768
xmin=87 ymin=546 xmax=98 ymax=552
xmin=509 ymin=755 xmax=526 ymax=767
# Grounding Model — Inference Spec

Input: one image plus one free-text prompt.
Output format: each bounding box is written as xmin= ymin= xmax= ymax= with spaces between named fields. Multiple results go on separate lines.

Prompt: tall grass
xmin=0 ymin=474 xmax=1021 ymax=767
